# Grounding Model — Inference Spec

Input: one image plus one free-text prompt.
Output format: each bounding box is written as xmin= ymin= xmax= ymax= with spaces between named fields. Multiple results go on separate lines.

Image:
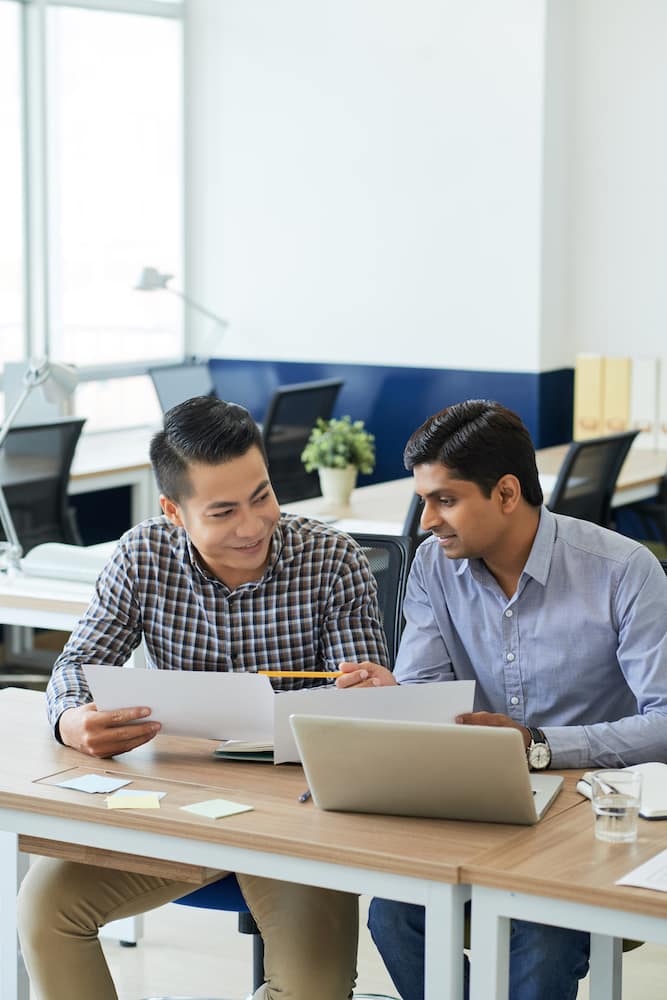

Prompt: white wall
xmin=569 ymin=0 xmax=667 ymax=359
xmin=186 ymin=0 xmax=667 ymax=376
xmin=186 ymin=0 xmax=549 ymax=372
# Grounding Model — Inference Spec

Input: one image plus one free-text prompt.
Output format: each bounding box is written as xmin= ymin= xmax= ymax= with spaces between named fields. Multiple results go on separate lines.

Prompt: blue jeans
xmin=368 ymin=898 xmax=590 ymax=1000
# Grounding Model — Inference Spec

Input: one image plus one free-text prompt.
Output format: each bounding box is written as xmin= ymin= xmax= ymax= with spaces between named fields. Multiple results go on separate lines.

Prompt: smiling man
xmin=17 ymin=395 xmax=389 ymax=1000
xmin=337 ymin=399 xmax=667 ymax=1000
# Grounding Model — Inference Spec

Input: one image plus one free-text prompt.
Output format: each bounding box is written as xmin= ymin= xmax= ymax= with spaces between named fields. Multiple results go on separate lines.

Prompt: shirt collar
xmin=183 ymin=519 xmax=291 ymax=591
xmin=521 ymin=506 xmax=555 ymax=586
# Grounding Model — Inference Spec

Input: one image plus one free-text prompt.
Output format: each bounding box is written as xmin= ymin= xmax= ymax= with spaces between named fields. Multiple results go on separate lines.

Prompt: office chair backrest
xmin=264 ymin=378 xmax=344 ymax=504
xmin=402 ymin=490 xmax=429 ymax=560
xmin=547 ymin=430 xmax=640 ymax=527
xmin=0 ymin=418 xmax=86 ymax=553
xmin=349 ymin=532 xmax=411 ymax=667
xmin=148 ymin=360 xmax=216 ymax=412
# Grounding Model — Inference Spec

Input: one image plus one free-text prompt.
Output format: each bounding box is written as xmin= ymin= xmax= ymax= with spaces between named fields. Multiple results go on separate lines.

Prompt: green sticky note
xmin=180 ymin=798 xmax=254 ymax=819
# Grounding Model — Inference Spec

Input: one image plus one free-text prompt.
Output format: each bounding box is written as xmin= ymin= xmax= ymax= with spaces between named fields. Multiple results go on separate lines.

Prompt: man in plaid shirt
xmin=18 ymin=395 xmax=389 ymax=1000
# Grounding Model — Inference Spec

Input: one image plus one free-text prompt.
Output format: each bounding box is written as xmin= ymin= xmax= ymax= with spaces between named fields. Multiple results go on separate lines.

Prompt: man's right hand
xmin=58 ymin=703 xmax=161 ymax=758
xmin=335 ymin=661 xmax=397 ymax=688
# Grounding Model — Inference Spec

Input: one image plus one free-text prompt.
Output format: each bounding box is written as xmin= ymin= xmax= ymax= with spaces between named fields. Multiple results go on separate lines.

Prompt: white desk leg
xmin=469 ymin=886 xmax=511 ymax=1000
xmin=0 ymin=832 xmax=29 ymax=1000
xmin=425 ymin=883 xmax=468 ymax=1000
xmin=589 ymin=934 xmax=622 ymax=1000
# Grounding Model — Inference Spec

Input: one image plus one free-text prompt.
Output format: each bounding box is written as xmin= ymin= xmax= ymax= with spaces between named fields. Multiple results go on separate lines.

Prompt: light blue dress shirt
xmin=394 ymin=506 xmax=667 ymax=768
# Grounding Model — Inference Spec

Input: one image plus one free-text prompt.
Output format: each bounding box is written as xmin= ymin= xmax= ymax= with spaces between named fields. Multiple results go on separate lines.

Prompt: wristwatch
xmin=526 ymin=727 xmax=551 ymax=770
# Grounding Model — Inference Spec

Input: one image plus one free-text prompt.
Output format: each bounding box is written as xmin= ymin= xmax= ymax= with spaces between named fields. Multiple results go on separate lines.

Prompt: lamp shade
xmin=41 ymin=362 xmax=78 ymax=403
xmin=133 ymin=267 xmax=229 ymax=333
xmin=134 ymin=267 xmax=173 ymax=291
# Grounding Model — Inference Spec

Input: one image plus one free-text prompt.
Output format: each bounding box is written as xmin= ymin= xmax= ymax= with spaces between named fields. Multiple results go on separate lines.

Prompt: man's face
xmin=162 ymin=446 xmax=281 ymax=588
xmin=413 ymin=462 xmax=507 ymax=561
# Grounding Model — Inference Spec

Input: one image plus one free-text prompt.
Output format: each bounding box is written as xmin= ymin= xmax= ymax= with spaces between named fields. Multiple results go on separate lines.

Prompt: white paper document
xmin=273 ymin=680 xmax=475 ymax=763
xmin=56 ymin=774 xmax=132 ymax=794
xmin=83 ymin=666 xmax=474 ymax=763
xmin=616 ymin=848 xmax=667 ymax=892
xmin=83 ymin=666 xmax=275 ymax=742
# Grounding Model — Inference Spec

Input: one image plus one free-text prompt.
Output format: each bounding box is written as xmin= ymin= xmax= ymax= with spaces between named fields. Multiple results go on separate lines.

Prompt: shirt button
xmin=506 ymin=652 xmax=515 ymax=662
xmin=510 ymin=696 xmax=519 ymax=705
xmin=505 ymin=609 xmax=513 ymax=618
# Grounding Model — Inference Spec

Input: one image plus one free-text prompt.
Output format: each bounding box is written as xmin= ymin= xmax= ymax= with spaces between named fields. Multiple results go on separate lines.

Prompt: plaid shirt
xmin=46 ymin=514 xmax=389 ymax=730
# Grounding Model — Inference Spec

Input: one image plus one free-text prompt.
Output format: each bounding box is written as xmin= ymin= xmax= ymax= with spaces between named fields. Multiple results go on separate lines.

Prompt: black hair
xmin=149 ymin=395 xmax=267 ymax=501
xmin=403 ymin=399 xmax=543 ymax=507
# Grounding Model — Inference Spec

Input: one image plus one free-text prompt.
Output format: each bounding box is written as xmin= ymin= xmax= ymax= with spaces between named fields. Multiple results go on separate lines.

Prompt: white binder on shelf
xmin=629 ymin=357 xmax=660 ymax=449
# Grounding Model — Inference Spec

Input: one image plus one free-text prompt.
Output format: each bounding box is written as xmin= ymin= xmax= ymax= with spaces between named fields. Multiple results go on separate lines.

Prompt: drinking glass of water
xmin=591 ymin=769 xmax=642 ymax=843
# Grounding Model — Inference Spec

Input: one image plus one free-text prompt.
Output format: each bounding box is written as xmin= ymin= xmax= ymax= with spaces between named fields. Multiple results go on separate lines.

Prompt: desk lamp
xmin=134 ymin=267 xmax=229 ymax=340
xmin=0 ymin=358 xmax=78 ymax=574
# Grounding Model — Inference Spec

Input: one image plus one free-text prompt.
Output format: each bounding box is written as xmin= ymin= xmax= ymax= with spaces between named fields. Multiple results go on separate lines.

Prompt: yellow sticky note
xmin=181 ymin=798 xmax=253 ymax=819
xmin=107 ymin=793 xmax=161 ymax=810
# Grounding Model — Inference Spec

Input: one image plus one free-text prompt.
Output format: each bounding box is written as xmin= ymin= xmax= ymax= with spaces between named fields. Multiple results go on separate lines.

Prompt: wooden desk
xmin=464 ymin=802 xmax=667 ymax=1000
xmin=0 ymin=689 xmax=582 ymax=1000
xmin=284 ymin=445 xmax=667 ymax=532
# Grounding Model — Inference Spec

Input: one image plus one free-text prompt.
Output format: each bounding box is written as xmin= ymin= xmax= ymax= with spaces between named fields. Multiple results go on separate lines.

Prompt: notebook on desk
xmin=290 ymin=716 xmax=563 ymax=825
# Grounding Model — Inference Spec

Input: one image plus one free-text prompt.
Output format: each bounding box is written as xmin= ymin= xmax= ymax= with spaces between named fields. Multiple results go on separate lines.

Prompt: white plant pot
xmin=318 ymin=465 xmax=358 ymax=507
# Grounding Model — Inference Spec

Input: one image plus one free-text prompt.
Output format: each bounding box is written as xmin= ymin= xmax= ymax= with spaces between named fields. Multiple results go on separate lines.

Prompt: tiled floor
xmin=95 ymin=896 xmax=667 ymax=1000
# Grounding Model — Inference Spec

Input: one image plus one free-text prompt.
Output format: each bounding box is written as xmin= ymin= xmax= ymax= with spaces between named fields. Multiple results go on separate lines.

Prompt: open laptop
xmin=290 ymin=715 xmax=563 ymax=825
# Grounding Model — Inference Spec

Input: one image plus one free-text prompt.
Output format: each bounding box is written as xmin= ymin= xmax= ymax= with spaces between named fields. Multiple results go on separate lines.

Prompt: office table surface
xmin=0 ymin=573 xmax=92 ymax=621
xmin=462 ymin=797 xmax=667 ymax=919
xmin=0 ymin=688 xmax=585 ymax=885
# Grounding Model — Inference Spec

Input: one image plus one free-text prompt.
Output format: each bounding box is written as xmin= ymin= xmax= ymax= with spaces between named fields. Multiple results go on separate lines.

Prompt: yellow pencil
xmin=258 ymin=670 xmax=343 ymax=678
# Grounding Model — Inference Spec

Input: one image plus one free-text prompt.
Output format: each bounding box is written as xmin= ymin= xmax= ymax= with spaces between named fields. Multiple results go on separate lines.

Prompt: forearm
xmin=47 ymin=625 xmax=141 ymax=732
xmin=543 ymin=711 xmax=667 ymax=769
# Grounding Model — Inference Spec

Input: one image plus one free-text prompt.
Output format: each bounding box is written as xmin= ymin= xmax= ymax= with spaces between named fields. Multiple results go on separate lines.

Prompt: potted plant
xmin=301 ymin=415 xmax=375 ymax=506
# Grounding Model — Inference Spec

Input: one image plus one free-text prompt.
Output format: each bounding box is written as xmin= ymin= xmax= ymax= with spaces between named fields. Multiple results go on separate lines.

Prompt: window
xmin=0 ymin=1 xmax=25 ymax=376
xmin=47 ymin=5 xmax=183 ymax=367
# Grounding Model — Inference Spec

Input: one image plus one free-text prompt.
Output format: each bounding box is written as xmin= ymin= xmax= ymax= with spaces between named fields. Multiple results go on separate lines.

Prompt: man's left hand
xmin=456 ymin=711 xmax=530 ymax=749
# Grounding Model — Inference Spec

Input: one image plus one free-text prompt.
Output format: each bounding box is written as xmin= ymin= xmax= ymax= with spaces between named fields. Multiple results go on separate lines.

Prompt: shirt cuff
xmin=541 ymin=725 xmax=591 ymax=769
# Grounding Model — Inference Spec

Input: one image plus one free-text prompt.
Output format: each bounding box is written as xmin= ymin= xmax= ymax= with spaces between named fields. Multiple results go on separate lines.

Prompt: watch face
xmin=529 ymin=742 xmax=551 ymax=770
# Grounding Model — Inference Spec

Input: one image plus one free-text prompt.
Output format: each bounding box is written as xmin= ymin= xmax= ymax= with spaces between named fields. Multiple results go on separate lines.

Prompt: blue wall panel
xmin=209 ymin=358 xmax=573 ymax=485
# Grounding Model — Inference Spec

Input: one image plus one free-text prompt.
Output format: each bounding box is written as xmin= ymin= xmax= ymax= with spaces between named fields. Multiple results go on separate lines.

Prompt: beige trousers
xmin=17 ymin=859 xmax=359 ymax=1000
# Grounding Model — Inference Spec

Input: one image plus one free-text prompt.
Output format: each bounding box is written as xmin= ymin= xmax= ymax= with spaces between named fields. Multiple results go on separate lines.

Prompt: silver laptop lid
xmin=290 ymin=715 xmax=562 ymax=825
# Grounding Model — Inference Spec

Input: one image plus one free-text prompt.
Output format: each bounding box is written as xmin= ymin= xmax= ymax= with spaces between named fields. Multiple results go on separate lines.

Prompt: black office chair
xmin=350 ymin=532 xmax=412 ymax=667
xmin=263 ymin=378 xmax=343 ymax=504
xmin=546 ymin=430 xmax=639 ymax=527
xmin=154 ymin=533 xmax=409 ymax=1000
xmin=622 ymin=473 xmax=667 ymax=551
xmin=0 ymin=418 xmax=86 ymax=554
xmin=402 ymin=491 xmax=429 ymax=561
xmin=148 ymin=360 xmax=217 ymax=412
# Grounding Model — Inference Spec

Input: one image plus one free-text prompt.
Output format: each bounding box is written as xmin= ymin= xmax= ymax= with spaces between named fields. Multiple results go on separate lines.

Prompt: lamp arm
xmin=0 ymin=374 xmax=36 ymax=568
xmin=0 ymin=383 xmax=32 ymax=451
xmin=0 ymin=487 xmax=21 ymax=558
xmin=166 ymin=287 xmax=229 ymax=328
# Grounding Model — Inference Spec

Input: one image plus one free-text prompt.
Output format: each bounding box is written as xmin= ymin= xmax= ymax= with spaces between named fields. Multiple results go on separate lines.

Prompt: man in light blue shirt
xmin=339 ymin=398 xmax=667 ymax=1000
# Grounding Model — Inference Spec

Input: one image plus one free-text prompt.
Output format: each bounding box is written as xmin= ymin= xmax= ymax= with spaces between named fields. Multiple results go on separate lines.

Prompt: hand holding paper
xmin=58 ymin=701 xmax=161 ymax=759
